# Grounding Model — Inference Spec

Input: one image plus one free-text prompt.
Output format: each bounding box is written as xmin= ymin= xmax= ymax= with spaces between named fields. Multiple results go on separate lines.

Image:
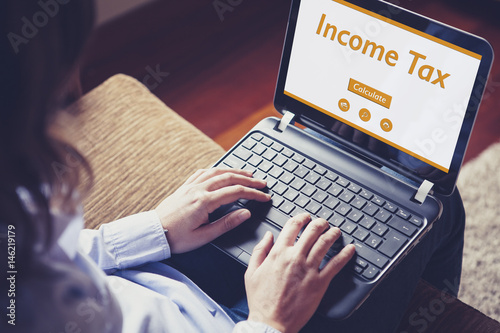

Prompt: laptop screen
xmin=275 ymin=0 xmax=493 ymax=195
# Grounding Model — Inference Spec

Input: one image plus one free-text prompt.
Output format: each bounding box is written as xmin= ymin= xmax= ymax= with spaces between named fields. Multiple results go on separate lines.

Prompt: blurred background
xmin=80 ymin=0 xmax=500 ymax=158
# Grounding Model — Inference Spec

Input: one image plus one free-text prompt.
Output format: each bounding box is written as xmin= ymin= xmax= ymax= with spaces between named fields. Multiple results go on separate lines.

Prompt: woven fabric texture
xmin=69 ymin=74 xmax=225 ymax=229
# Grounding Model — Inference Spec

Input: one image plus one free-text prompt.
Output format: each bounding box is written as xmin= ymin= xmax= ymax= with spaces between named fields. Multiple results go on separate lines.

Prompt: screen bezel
xmin=274 ymin=0 xmax=493 ymax=196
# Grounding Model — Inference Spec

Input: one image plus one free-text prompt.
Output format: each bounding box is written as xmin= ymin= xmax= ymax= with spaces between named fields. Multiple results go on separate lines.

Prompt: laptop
xmin=210 ymin=0 xmax=493 ymax=320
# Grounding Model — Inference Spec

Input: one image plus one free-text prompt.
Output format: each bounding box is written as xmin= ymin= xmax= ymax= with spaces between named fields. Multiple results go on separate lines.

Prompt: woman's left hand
xmin=155 ymin=168 xmax=271 ymax=254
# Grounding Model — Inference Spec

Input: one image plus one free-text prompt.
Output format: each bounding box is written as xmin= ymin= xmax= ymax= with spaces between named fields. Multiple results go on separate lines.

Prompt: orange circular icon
xmin=359 ymin=108 xmax=371 ymax=122
xmin=338 ymin=98 xmax=350 ymax=112
xmin=380 ymin=118 xmax=393 ymax=132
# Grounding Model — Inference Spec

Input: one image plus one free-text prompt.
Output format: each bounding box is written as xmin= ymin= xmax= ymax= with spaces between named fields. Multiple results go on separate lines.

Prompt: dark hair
xmin=0 ymin=0 xmax=95 ymax=278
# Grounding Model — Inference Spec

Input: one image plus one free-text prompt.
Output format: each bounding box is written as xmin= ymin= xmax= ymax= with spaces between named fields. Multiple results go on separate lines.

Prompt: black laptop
xmin=210 ymin=0 xmax=493 ymax=320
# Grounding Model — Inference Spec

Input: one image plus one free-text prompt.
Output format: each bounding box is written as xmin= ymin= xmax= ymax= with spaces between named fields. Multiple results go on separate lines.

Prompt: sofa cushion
xmin=70 ymin=74 xmax=225 ymax=229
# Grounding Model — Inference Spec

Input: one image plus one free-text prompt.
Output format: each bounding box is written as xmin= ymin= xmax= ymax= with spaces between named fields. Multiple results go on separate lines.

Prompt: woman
xmin=1 ymin=2 xmax=355 ymax=332
xmin=1 ymin=1 xmax=466 ymax=332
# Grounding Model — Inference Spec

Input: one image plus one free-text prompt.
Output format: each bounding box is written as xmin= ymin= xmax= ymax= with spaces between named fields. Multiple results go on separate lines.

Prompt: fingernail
xmin=238 ymin=210 xmax=251 ymax=222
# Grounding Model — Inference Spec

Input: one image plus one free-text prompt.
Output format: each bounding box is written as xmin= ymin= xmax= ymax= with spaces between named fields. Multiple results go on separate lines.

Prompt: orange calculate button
xmin=348 ymin=78 xmax=392 ymax=109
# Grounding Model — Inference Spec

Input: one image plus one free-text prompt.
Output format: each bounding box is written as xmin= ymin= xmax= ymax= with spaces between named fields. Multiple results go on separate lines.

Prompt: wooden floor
xmin=81 ymin=0 xmax=500 ymax=163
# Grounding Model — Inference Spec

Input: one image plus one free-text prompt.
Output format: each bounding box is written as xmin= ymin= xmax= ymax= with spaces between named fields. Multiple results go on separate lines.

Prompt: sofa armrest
xmin=69 ymin=74 xmax=225 ymax=229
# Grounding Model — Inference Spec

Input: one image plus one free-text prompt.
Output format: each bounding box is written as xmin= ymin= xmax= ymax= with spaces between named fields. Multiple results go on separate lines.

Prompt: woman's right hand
xmin=244 ymin=213 xmax=356 ymax=333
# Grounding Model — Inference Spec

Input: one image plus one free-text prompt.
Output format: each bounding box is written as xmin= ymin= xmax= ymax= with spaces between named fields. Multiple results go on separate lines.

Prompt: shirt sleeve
xmin=233 ymin=321 xmax=282 ymax=333
xmin=78 ymin=211 xmax=171 ymax=273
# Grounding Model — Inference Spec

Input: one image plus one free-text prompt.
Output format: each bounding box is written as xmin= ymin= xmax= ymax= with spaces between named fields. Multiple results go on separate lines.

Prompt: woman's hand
xmin=245 ymin=213 xmax=356 ymax=333
xmin=155 ymin=168 xmax=271 ymax=254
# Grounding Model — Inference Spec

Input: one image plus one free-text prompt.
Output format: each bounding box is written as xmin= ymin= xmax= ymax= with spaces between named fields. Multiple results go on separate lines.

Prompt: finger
xmin=192 ymin=208 xmax=252 ymax=246
xmin=307 ymin=227 xmax=342 ymax=267
xmin=204 ymin=172 xmax=267 ymax=192
xmin=206 ymin=186 xmax=271 ymax=213
xmin=184 ymin=169 xmax=209 ymax=185
xmin=194 ymin=168 xmax=255 ymax=185
xmin=247 ymin=231 xmax=274 ymax=277
xmin=273 ymin=213 xmax=311 ymax=248
xmin=295 ymin=218 xmax=330 ymax=256
xmin=320 ymin=244 xmax=356 ymax=280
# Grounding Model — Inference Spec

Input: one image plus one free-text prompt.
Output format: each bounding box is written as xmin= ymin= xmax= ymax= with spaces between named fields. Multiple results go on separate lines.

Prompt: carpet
xmin=457 ymin=141 xmax=500 ymax=321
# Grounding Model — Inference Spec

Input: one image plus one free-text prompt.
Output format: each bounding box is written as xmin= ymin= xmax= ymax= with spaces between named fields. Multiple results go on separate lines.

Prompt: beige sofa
xmin=73 ymin=74 xmax=500 ymax=332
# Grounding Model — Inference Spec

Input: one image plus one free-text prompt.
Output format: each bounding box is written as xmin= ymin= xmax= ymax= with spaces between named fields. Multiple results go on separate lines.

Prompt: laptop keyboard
xmin=220 ymin=132 xmax=424 ymax=281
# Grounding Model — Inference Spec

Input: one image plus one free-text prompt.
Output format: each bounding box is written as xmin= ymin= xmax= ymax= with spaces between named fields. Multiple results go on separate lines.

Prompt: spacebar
xmin=263 ymin=208 xmax=290 ymax=228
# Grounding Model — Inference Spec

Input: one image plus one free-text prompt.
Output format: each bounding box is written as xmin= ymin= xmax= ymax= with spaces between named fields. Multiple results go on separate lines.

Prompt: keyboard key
xmin=292 ymin=154 xmax=305 ymax=164
xmin=234 ymin=148 xmax=252 ymax=161
xmin=355 ymin=257 xmax=369 ymax=268
xmin=362 ymin=203 xmax=379 ymax=216
xmin=265 ymin=208 xmax=290 ymax=228
xmin=280 ymin=201 xmax=295 ymax=215
xmin=372 ymin=223 xmax=389 ymax=237
xmin=273 ymin=155 xmax=288 ymax=167
xmin=336 ymin=177 xmax=350 ymax=187
xmin=224 ymin=156 xmax=245 ymax=169
xmin=353 ymin=228 xmax=370 ymax=242
xmin=371 ymin=195 xmax=386 ymax=206
xmin=359 ymin=216 xmax=376 ymax=230
xmin=317 ymin=208 xmax=333 ymax=221
xmin=242 ymin=139 xmax=256 ymax=150
xmin=302 ymin=184 xmax=317 ymax=197
xmin=324 ymin=197 xmax=340 ymax=210
xmin=271 ymin=196 xmax=284 ymax=208
xmin=359 ymin=189 xmax=373 ymax=200
xmin=295 ymin=195 xmax=310 ymax=208
xmin=347 ymin=210 xmax=363 ymax=223
xmin=250 ymin=133 xmax=263 ymax=141
xmin=348 ymin=183 xmax=361 ymax=193
xmin=375 ymin=209 xmax=391 ymax=223
xmin=325 ymin=171 xmax=338 ymax=181
xmin=305 ymin=172 xmax=320 ymax=184
xmin=351 ymin=197 xmax=367 ymax=210
xmin=265 ymin=177 xmax=277 ymax=189
xmin=383 ymin=202 xmax=398 ymax=213
xmin=273 ymin=183 xmax=288 ymax=196
xmin=271 ymin=142 xmax=284 ymax=152
xmin=279 ymin=172 xmax=295 ymax=185
xmin=314 ymin=165 xmax=327 ymax=175
xmin=353 ymin=242 xmax=389 ymax=269
xmin=330 ymin=215 xmax=345 ymax=227
xmin=378 ymin=233 xmax=408 ymax=258
xmin=263 ymin=150 xmax=277 ymax=161
xmin=366 ymin=235 xmax=383 ymax=249
xmin=253 ymin=144 xmax=266 ymax=155
xmin=409 ymin=216 xmax=423 ymax=227
xmin=362 ymin=265 xmax=380 ymax=280
xmin=248 ymin=155 xmax=262 ymax=167
xmin=316 ymin=179 xmax=331 ymax=191
xmin=335 ymin=203 xmax=352 ymax=216
xmin=294 ymin=166 xmax=309 ymax=178
xmin=396 ymin=209 xmax=411 ymax=220
xmin=327 ymin=184 xmax=343 ymax=197
xmin=290 ymin=178 xmax=306 ymax=191
xmin=312 ymin=191 xmax=328 ymax=203
xmin=305 ymin=201 xmax=322 ymax=215
xmin=261 ymin=137 xmax=273 ymax=146
xmin=340 ymin=221 xmax=357 ymax=234
xmin=269 ymin=167 xmax=283 ymax=179
xmin=284 ymin=189 xmax=299 ymax=202
xmin=339 ymin=191 xmax=355 ymax=203
xmin=283 ymin=160 xmax=299 ymax=173
xmin=258 ymin=160 xmax=273 ymax=173
xmin=282 ymin=148 xmax=295 ymax=158
xmin=303 ymin=159 xmax=316 ymax=169
xmin=388 ymin=216 xmax=418 ymax=237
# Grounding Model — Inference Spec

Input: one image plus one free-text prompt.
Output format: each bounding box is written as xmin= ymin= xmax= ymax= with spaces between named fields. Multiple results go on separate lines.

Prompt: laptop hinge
xmin=276 ymin=111 xmax=295 ymax=132
xmin=413 ymin=179 xmax=434 ymax=204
